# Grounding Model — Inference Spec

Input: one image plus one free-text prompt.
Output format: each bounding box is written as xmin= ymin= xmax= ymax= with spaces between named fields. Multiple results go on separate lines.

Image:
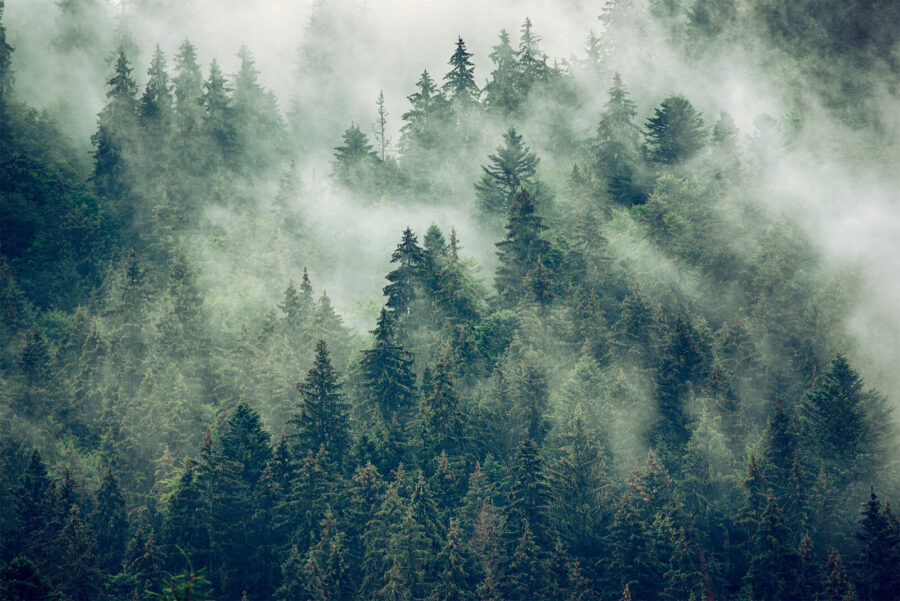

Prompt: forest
xmin=1 ymin=0 xmax=899 ymax=599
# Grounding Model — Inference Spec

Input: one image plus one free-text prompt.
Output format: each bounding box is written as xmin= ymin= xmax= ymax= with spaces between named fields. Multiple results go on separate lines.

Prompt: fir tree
xmin=594 ymin=73 xmax=645 ymax=205
xmin=443 ymin=36 xmax=479 ymax=108
xmin=645 ymin=95 xmax=707 ymax=165
xmin=384 ymin=228 xmax=425 ymax=318
xmin=475 ymin=128 xmax=540 ymax=216
xmin=291 ymin=339 xmax=349 ymax=463
xmin=494 ymin=189 xmax=549 ymax=306
xmin=333 ymin=123 xmax=378 ymax=190
xmin=483 ymin=30 xmax=518 ymax=114
xmin=359 ymin=308 xmax=417 ymax=424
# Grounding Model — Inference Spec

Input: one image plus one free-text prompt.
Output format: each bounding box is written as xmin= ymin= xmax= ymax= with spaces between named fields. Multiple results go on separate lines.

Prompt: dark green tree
xmin=494 ymin=189 xmax=549 ymax=306
xmin=475 ymin=128 xmax=540 ymax=216
xmin=400 ymin=70 xmax=447 ymax=154
xmin=743 ymin=494 xmax=800 ymax=601
xmin=91 ymin=469 xmax=129 ymax=573
xmin=0 ymin=556 xmax=56 ymax=601
xmin=359 ymin=308 xmax=417 ymax=424
xmin=92 ymin=46 xmax=138 ymax=207
xmin=508 ymin=437 xmax=552 ymax=547
xmin=384 ymin=228 xmax=425 ymax=318
xmin=855 ymin=489 xmax=900 ymax=601
xmin=443 ymin=36 xmax=479 ymax=108
xmin=291 ymin=339 xmax=349 ymax=463
xmin=800 ymin=353 xmax=892 ymax=488
xmin=645 ymin=95 xmax=707 ymax=165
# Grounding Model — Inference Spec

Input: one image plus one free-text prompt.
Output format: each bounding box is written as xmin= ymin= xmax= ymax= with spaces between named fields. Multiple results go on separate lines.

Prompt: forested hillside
xmin=1 ymin=0 xmax=899 ymax=600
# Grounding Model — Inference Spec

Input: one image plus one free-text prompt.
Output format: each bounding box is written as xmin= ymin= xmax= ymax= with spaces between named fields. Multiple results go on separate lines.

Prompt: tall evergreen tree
xmin=800 ymin=353 xmax=892 ymax=489
xmin=443 ymin=36 xmax=479 ymax=108
xmin=359 ymin=308 xmax=417 ymax=423
xmin=494 ymin=189 xmax=549 ymax=306
xmin=291 ymin=339 xmax=349 ymax=463
xmin=645 ymin=95 xmax=707 ymax=165
xmin=483 ymin=29 xmax=518 ymax=114
xmin=333 ymin=123 xmax=378 ymax=190
xmin=594 ymin=73 xmax=645 ymax=205
xmin=384 ymin=228 xmax=425 ymax=318
xmin=475 ymin=128 xmax=540 ymax=216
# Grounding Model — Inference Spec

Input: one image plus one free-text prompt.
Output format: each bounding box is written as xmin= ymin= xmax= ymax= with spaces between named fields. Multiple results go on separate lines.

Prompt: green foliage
xmin=645 ymin=95 xmax=707 ymax=165
xmin=475 ymin=128 xmax=541 ymax=216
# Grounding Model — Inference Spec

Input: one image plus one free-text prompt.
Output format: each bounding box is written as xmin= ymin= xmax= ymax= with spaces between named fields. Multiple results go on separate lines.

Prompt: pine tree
xmin=443 ymin=36 xmax=479 ymax=108
xmin=800 ymin=353 xmax=892 ymax=488
xmin=475 ymin=128 xmax=540 ymax=216
xmin=232 ymin=44 xmax=285 ymax=174
xmin=431 ymin=519 xmax=475 ymax=601
xmin=14 ymin=449 xmax=57 ymax=569
xmin=400 ymin=70 xmax=447 ymax=154
xmin=291 ymin=339 xmax=349 ymax=463
xmin=200 ymin=59 xmax=235 ymax=167
xmin=92 ymin=46 xmax=138 ymax=206
xmin=92 ymin=469 xmax=129 ymax=573
xmin=594 ymin=73 xmax=645 ymax=205
xmin=516 ymin=18 xmax=550 ymax=94
xmin=855 ymin=489 xmax=900 ymax=601
xmin=494 ymin=189 xmax=549 ymax=306
xmin=508 ymin=437 xmax=553 ymax=547
xmin=418 ymin=354 xmax=465 ymax=462
xmin=645 ymin=95 xmax=707 ymax=165
xmin=384 ymin=228 xmax=425 ymax=318
xmin=359 ymin=308 xmax=417 ymax=424
xmin=483 ymin=30 xmax=518 ymax=114
xmin=506 ymin=521 xmax=550 ymax=601
xmin=139 ymin=45 xmax=173 ymax=131
xmin=743 ymin=494 xmax=800 ymax=601
xmin=333 ymin=123 xmax=378 ymax=190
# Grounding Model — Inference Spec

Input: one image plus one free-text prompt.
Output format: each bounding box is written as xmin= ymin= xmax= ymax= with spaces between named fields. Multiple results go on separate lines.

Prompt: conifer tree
xmin=92 ymin=46 xmax=138 ymax=206
xmin=483 ymin=30 xmax=518 ymax=114
xmin=594 ymin=73 xmax=645 ymax=205
xmin=443 ymin=36 xmax=479 ymax=108
xmin=200 ymin=59 xmax=235 ymax=167
xmin=494 ymin=189 xmax=549 ymax=306
xmin=139 ymin=45 xmax=173 ymax=132
xmin=0 ymin=556 xmax=56 ymax=601
xmin=506 ymin=521 xmax=550 ymax=601
xmin=400 ymin=70 xmax=447 ymax=154
xmin=508 ymin=437 xmax=552 ymax=547
xmin=515 ymin=18 xmax=550 ymax=94
xmin=431 ymin=519 xmax=474 ymax=601
xmin=645 ymin=95 xmax=707 ymax=165
xmin=92 ymin=469 xmax=129 ymax=573
xmin=855 ymin=489 xmax=900 ymax=601
xmin=475 ymin=128 xmax=540 ymax=216
xmin=384 ymin=228 xmax=425 ymax=318
xmin=800 ymin=353 xmax=892 ymax=488
xmin=333 ymin=123 xmax=378 ymax=190
xmin=291 ymin=339 xmax=349 ymax=463
xmin=359 ymin=308 xmax=417 ymax=424
xmin=743 ymin=494 xmax=800 ymax=600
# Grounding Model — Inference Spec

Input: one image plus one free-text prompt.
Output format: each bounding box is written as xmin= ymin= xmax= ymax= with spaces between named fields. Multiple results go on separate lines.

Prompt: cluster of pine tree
xmin=2 ymin=1 xmax=899 ymax=600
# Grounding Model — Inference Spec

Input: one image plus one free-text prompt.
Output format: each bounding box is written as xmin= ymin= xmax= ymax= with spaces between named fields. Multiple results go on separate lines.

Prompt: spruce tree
xmin=384 ymin=228 xmax=425 ymax=318
xmin=594 ymin=73 xmax=645 ymax=205
xmin=333 ymin=123 xmax=378 ymax=190
xmin=291 ymin=339 xmax=349 ymax=463
xmin=494 ymin=189 xmax=549 ymax=306
xmin=800 ymin=353 xmax=892 ymax=488
xmin=359 ymin=308 xmax=417 ymax=423
xmin=443 ymin=36 xmax=479 ymax=108
xmin=475 ymin=128 xmax=540 ymax=216
xmin=645 ymin=95 xmax=707 ymax=165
